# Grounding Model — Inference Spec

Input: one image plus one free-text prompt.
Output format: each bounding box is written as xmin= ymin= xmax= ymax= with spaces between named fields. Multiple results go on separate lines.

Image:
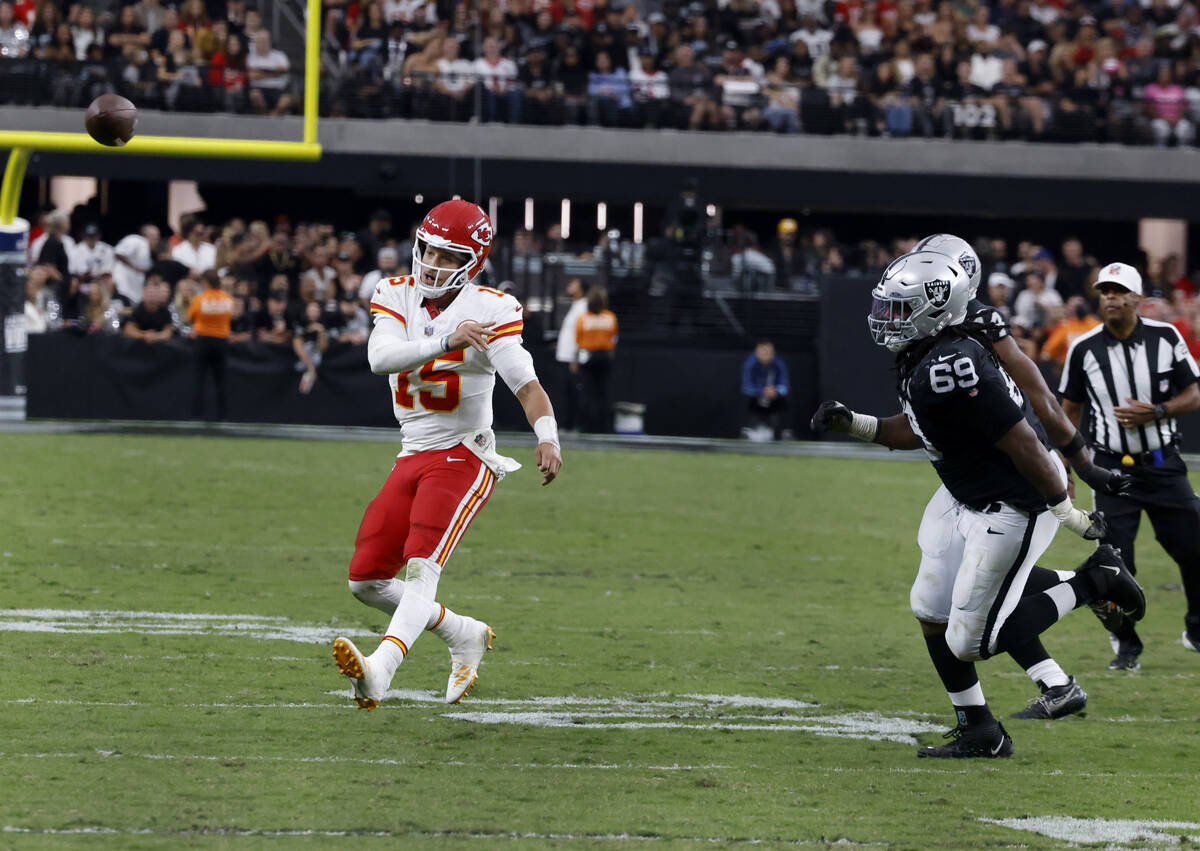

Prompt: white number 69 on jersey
xmin=930 ymin=357 xmax=979 ymax=394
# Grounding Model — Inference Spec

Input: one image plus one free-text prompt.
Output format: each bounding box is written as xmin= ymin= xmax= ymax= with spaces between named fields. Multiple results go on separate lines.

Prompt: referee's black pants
xmin=192 ymin=335 xmax=229 ymax=421
xmin=1094 ymin=450 xmax=1200 ymax=626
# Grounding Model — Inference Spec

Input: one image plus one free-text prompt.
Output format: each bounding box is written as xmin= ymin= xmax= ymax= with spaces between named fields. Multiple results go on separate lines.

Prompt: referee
xmin=1059 ymin=262 xmax=1200 ymax=670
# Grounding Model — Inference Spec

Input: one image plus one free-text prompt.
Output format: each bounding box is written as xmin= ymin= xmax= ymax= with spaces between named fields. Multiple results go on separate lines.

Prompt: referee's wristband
xmin=533 ymin=415 xmax=560 ymax=448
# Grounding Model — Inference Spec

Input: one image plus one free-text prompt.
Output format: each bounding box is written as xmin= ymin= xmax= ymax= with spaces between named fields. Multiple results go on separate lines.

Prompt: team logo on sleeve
xmin=957 ymin=251 xmax=977 ymax=278
xmin=925 ymin=278 xmax=952 ymax=308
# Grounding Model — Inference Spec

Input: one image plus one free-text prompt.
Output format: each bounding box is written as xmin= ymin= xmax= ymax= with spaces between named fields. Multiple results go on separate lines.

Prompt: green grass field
xmin=2 ymin=432 xmax=1199 ymax=850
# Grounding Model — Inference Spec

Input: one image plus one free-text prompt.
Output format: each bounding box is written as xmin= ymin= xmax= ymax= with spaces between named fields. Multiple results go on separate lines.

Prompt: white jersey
xmin=369 ymin=275 xmax=530 ymax=456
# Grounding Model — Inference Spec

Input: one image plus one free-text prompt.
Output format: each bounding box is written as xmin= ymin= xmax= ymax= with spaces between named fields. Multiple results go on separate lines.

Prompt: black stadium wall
xmin=26 ymin=333 xmax=819 ymax=439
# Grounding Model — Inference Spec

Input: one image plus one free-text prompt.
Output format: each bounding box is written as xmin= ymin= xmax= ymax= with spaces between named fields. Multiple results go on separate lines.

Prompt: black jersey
xmin=963 ymin=298 xmax=1010 ymax=345
xmin=899 ymin=332 xmax=1049 ymax=513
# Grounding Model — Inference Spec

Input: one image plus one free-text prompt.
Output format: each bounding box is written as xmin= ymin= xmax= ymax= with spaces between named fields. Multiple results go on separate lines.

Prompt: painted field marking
xmin=981 ymin=817 xmax=1200 ymax=846
xmin=0 ymin=751 xmax=725 ymax=772
xmin=0 ymin=608 xmax=372 ymax=644
xmin=0 ymin=825 xmax=883 ymax=845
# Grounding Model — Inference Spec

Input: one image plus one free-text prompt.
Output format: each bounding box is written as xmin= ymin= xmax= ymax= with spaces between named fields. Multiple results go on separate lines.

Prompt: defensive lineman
xmin=814 ymin=251 xmax=1145 ymax=758
xmin=820 ymin=234 xmax=1131 ymax=721
xmin=332 ymin=200 xmax=563 ymax=709
xmin=1059 ymin=262 xmax=1200 ymax=668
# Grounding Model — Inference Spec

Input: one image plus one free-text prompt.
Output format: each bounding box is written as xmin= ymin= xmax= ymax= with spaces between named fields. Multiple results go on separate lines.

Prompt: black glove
xmin=1075 ymin=462 xmax=1135 ymax=498
xmin=1082 ymin=510 xmax=1108 ymax=541
xmin=811 ymin=400 xmax=852 ymax=434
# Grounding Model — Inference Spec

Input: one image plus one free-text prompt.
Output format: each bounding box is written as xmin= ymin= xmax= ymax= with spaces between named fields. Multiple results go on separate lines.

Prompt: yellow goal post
xmin=0 ymin=0 xmax=323 ymax=226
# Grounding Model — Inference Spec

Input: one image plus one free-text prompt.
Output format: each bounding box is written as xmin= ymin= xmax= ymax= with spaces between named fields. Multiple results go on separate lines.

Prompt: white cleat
xmin=332 ymin=636 xmax=388 ymax=711
xmin=445 ymin=618 xmax=494 ymax=704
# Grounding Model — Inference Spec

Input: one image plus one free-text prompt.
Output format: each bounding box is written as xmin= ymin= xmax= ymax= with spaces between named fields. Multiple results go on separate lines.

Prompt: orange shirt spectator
xmin=575 ymin=307 xmax=618 ymax=354
xmin=188 ymin=281 xmax=234 ymax=339
xmin=1041 ymin=312 xmax=1100 ymax=365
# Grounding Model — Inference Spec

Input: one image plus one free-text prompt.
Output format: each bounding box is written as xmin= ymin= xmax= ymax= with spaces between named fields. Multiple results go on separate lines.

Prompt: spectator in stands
xmin=247 ymin=30 xmax=294 ymax=116
xmin=669 ymin=43 xmax=718 ymax=129
xmin=208 ymin=31 xmax=249 ymax=111
xmin=79 ymin=273 xmax=120 ymax=334
xmin=519 ymin=42 xmax=563 ymax=125
xmin=475 ymin=35 xmax=520 ymax=122
xmin=302 ymin=245 xmax=338 ymax=299
xmin=70 ymin=223 xmax=115 ymax=284
xmin=1013 ymin=269 xmax=1062 ymax=329
xmin=172 ymin=220 xmax=216 ymax=278
xmin=24 ymin=265 xmax=51 ymax=333
xmin=1041 ymin=296 xmax=1100 ymax=366
xmin=333 ymin=290 xmax=369 ymax=345
xmin=715 ymin=40 xmax=763 ymax=130
xmin=112 ymin=224 xmax=159 ymax=305
xmin=907 ymin=53 xmax=950 ymax=137
xmin=359 ymin=245 xmax=400 ymax=301
xmin=171 ymin=277 xmax=197 ymax=332
xmin=71 ymin=5 xmax=102 ymax=62
xmin=575 ymin=286 xmax=618 ymax=433
xmin=731 ymin=231 xmax=776 ymax=283
xmin=256 ymin=285 xmax=292 ymax=346
xmin=1145 ymin=62 xmax=1194 ymax=146
xmin=588 ymin=49 xmax=634 ymax=126
xmin=355 ymin=209 xmax=391 ymax=272
xmin=27 ymin=2 xmax=57 ymax=58
xmin=741 ymin=338 xmax=789 ymax=441
xmin=433 ymin=36 xmax=474 ymax=121
xmin=554 ymin=43 xmax=591 ymax=125
xmin=761 ymin=55 xmax=800 ymax=133
xmin=629 ymin=48 xmax=670 ymax=127
xmin=123 ymin=273 xmax=175 ymax=342
xmin=1055 ymin=236 xmax=1094 ymax=301
xmin=0 ymin=0 xmax=30 ymax=58
xmin=32 ymin=211 xmax=72 ymax=278
xmin=293 ymin=299 xmax=328 ymax=394
xmin=986 ymin=271 xmax=1015 ymax=322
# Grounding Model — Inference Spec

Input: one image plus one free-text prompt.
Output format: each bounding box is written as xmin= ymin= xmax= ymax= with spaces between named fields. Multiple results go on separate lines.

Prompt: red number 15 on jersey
xmin=395 ymin=349 xmax=466 ymax=412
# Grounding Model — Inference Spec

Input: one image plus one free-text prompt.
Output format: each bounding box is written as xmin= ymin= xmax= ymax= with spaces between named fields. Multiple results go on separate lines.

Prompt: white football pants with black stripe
xmin=910 ymin=459 xmax=1066 ymax=661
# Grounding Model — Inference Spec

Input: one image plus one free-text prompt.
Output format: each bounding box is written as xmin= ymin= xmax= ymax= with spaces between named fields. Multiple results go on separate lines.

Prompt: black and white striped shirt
xmin=1060 ymin=318 xmax=1200 ymax=454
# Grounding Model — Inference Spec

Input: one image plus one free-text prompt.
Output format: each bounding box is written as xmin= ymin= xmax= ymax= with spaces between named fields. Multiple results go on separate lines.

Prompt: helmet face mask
xmin=411 ymin=200 xmax=494 ymax=299
xmin=868 ymin=251 xmax=970 ymax=352
xmin=412 ymin=237 xmax=475 ymax=297
xmin=914 ymin=233 xmax=980 ymax=299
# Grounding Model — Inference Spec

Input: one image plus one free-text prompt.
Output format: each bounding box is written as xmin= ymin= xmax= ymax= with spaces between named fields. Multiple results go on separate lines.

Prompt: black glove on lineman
xmin=810 ymin=400 xmax=852 ymax=435
xmin=1076 ymin=463 xmax=1135 ymax=498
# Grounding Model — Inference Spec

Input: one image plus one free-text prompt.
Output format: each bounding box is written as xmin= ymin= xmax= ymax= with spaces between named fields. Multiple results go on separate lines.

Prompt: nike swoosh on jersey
xmin=447 ymin=456 xmax=466 ymax=462
xmin=935 ymin=353 xmax=956 ymax=362
xmin=986 ymin=528 xmax=1003 ymax=535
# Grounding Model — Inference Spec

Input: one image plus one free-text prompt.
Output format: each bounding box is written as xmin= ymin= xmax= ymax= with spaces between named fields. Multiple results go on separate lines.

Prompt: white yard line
xmin=0 ymin=825 xmax=881 ymax=845
xmin=980 ymin=816 xmax=1200 ymax=846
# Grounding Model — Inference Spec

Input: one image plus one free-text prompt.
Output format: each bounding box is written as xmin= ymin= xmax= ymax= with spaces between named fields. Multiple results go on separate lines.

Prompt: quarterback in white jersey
xmin=332 ymin=200 xmax=563 ymax=710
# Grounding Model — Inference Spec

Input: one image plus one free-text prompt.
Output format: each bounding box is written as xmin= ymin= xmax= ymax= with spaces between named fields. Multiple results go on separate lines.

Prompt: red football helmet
xmin=412 ymin=200 xmax=494 ymax=298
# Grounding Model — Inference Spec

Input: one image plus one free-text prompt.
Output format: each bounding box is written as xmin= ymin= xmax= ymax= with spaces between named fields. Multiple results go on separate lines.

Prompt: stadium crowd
xmin=21 ymin=207 xmax=1200 ymax=382
xmin=5 ymin=0 xmax=1200 ymax=142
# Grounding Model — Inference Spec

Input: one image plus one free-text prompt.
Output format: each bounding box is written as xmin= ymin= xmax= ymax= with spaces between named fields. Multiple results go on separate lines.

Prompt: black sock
xmin=954 ymin=704 xmax=995 ymax=726
xmin=1007 ymin=636 xmax=1051 ymax=671
xmin=923 ymin=632 xmax=979 ymax=692
xmin=994 ymin=594 xmax=1065 ymax=655
xmin=1067 ymin=572 xmax=1097 ymax=603
xmin=1023 ymin=566 xmax=1066 ymax=595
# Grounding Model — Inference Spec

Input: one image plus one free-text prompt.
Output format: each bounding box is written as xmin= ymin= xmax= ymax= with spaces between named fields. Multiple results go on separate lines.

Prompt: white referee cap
xmin=1097 ymin=262 xmax=1142 ymax=295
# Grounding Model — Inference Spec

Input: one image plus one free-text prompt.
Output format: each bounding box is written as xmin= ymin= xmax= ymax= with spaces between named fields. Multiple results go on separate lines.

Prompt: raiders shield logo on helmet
xmin=925 ymin=278 xmax=952 ymax=308
xmin=957 ymin=251 xmax=977 ymax=279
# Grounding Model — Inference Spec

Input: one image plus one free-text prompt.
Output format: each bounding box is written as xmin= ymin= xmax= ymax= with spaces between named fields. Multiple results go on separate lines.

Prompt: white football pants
xmin=910 ymin=458 xmax=1065 ymax=661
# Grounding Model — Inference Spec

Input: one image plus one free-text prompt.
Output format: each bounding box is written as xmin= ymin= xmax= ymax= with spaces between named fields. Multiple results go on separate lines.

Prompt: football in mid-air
xmin=85 ymin=94 xmax=138 ymax=147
